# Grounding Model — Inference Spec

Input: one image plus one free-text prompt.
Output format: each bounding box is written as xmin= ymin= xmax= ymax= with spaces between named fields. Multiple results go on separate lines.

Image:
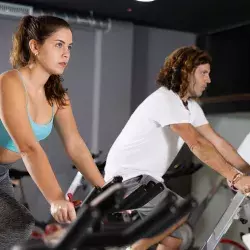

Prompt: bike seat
xmin=9 ymin=169 xmax=30 ymax=180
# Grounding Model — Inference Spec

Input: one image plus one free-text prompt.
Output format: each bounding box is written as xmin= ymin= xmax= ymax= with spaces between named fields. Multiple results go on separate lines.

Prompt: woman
xmin=0 ymin=15 xmax=105 ymax=248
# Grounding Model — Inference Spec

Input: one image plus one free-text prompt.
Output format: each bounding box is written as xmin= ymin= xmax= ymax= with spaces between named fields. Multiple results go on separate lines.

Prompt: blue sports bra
xmin=0 ymin=70 xmax=54 ymax=153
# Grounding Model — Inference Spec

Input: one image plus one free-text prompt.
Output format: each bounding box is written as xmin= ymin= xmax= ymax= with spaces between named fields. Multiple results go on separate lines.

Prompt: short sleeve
xmin=150 ymin=91 xmax=190 ymax=127
xmin=191 ymin=101 xmax=209 ymax=127
xmin=237 ymin=133 xmax=250 ymax=164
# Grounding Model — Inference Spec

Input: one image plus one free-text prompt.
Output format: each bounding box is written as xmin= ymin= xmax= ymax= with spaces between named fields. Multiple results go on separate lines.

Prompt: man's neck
xmin=181 ymin=93 xmax=189 ymax=103
xmin=182 ymin=100 xmax=188 ymax=107
xmin=180 ymin=93 xmax=190 ymax=109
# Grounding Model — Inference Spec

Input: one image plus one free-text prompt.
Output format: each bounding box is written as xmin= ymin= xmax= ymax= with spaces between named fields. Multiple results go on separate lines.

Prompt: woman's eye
xmin=56 ymin=43 xmax=63 ymax=48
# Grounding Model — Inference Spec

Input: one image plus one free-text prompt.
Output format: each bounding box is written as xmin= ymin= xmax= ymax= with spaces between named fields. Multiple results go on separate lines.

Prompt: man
xmin=104 ymin=46 xmax=250 ymax=250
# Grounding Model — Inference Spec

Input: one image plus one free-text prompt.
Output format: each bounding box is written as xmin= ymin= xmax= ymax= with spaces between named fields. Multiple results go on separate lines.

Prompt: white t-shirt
xmin=104 ymin=87 xmax=208 ymax=182
xmin=238 ymin=132 xmax=250 ymax=164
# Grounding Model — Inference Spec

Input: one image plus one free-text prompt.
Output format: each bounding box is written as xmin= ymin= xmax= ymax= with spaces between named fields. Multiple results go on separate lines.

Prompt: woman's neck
xmin=21 ymin=64 xmax=50 ymax=93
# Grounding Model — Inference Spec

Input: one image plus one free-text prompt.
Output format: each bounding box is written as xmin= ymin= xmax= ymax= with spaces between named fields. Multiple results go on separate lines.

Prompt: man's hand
xmin=227 ymin=179 xmax=238 ymax=192
xmin=233 ymin=176 xmax=250 ymax=195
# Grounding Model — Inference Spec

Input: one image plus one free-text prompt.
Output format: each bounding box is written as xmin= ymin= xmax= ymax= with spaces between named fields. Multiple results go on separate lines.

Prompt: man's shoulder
xmin=151 ymin=87 xmax=179 ymax=101
xmin=189 ymin=99 xmax=202 ymax=109
xmin=188 ymin=99 xmax=206 ymax=117
xmin=138 ymin=87 xmax=180 ymax=112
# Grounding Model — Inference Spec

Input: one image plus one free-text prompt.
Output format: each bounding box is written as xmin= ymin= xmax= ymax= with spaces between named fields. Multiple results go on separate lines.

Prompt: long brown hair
xmin=156 ymin=46 xmax=212 ymax=98
xmin=10 ymin=15 xmax=71 ymax=108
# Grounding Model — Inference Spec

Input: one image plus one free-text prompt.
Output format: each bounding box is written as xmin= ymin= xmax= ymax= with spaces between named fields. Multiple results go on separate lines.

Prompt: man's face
xmin=187 ymin=64 xmax=211 ymax=98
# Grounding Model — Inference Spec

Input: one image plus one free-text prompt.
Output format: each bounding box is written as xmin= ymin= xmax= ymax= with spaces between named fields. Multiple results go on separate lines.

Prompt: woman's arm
xmin=0 ymin=71 xmax=64 ymax=204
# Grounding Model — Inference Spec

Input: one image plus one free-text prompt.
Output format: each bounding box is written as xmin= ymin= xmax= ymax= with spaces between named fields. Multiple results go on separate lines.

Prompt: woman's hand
xmin=50 ymin=199 xmax=76 ymax=224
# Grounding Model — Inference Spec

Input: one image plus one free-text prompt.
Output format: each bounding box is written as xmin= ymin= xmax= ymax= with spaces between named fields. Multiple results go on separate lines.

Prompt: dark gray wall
xmin=0 ymin=18 xmax=19 ymax=72
xmin=99 ymin=21 xmax=134 ymax=159
xmin=131 ymin=26 xmax=196 ymax=112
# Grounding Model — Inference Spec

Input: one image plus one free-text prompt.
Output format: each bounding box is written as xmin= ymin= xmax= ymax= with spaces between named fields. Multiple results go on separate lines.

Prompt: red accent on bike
xmin=67 ymin=193 xmax=73 ymax=201
xmin=31 ymin=231 xmax=43 ymax=239
xmin=45 ymin=224 xmax=60 ymax=235
xmin=220 ymin=238 xmax=246 ymax=250
xmin=67 ymin=193 xmax=82 ymax=208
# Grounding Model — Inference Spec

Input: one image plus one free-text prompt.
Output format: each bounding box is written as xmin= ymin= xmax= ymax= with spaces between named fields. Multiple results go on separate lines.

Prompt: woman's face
xmin=35 ymin=28 xmax=73 ymax=75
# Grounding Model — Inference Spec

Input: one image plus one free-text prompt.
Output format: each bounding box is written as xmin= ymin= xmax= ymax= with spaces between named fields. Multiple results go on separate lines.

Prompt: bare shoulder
xmin=0 ymin=69 xmax=22 ymax=88
xmin=0 ymin=69 xmax=19 ymax=79
xmin=0 ymin=69 xmax=26 ymax=108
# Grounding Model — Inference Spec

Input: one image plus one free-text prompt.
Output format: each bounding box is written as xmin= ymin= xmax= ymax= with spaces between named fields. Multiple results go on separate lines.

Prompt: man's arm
xmin=170 ymin=123 xmax=238 ymax=181
xmin=196 ymin=124 xmax=250 ymax=174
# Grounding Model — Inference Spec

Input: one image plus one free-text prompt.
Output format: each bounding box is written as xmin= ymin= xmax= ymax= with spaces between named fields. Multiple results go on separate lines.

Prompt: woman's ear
xmin=29 ymin=39 xmax=40 ymax=57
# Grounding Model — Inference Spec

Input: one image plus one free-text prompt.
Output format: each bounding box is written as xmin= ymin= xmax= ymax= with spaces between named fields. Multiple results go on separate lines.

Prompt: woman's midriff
xmin=0 ymin=146 xmax=21 ymax=164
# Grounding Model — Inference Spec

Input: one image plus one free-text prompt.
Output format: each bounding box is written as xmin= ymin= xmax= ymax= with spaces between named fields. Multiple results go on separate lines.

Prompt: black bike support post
xmin=78 ymin=231 xmax=126 ymax=248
